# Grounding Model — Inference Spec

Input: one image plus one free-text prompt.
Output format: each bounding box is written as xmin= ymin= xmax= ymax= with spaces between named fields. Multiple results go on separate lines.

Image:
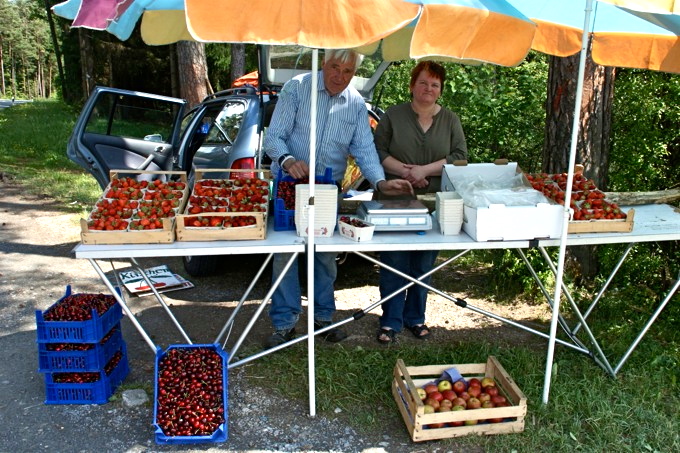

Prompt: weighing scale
xmin=357 ymin=199 xmax=433 ymax=231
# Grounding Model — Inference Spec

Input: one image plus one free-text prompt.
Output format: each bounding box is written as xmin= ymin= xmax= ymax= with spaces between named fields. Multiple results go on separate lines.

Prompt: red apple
xmin=424 ymin=397 xmax=440 ymax=411
xmin=451 ymin=397 xmax=467 ymax=409
xmin=467 ymin=397 xmax=481 ymax=409
xmin=467 ymin=385 xmax=481 ymax=398
xmin=452 ymin=380 xmax=466 ymax=394
xmin=468 ymin=378 xmax=482 ymax=388
xmin=458 ymin=391 xmax=471 ymax=402
xmin=488 ymin=415 xmax=504 ymax=424
xmin=478 ymin=392 xmax=491 ymax=403
xmin=424 ymin=384 xmax=439 ymax=395
xmin=428 ymin=391 xmax=444 ymax=402
xmin=438 ymin=404 xmax=452 ymax=412
xmin=439 ymin=399 xmax=453 ymax=410
xmin=437 ymin=380 xmax=452 ymax=392
xmin=485 ymin=386 xmax=499 ymax=397
xmin=481 ymin=400 xmax=495 ymax=409
xmin=491 ymin=395 xmax=507 ymax=405
xmin=441 ymin=390 xmax=457 ymax=402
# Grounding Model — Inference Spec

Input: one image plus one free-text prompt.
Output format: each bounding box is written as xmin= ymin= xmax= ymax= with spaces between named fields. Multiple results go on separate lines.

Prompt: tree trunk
xmin=169 ymin=44 xmax=179 ymax=99
xmin=543 ymin=42 xmax=616 ymax=282
xmin=177 ymin=41 xmax=209 ymax=108
xmin=229 ymin=44 xmax=246 ymax=85
xmin=78 ymin=29 xmax=94 ymax=99
xmin=0 ymin=36 xmax=5 ymax=95
xmin=44 ymin=0 xmax=66 ymax=100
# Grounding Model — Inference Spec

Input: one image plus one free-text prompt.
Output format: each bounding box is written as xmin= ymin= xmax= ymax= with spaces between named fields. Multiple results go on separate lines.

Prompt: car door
xmin=67 ymin=87 xmax=187 ymax=189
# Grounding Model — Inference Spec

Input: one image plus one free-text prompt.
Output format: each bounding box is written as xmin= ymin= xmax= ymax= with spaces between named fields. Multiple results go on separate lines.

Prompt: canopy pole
xmin=542 ymin=0 xmax=594 ymax=404
xmin=307 ymin=48 xmax=319 ymax=417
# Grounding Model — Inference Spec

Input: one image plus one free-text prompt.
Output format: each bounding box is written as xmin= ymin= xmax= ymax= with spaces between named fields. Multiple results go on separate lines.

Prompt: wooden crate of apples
xmin=392 ymin=357 xmax=527 ymax=441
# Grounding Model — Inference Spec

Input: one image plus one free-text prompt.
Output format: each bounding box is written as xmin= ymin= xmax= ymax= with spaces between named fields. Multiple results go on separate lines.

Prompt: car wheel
xmin=183 ymin=255 xmax=222 ymax=277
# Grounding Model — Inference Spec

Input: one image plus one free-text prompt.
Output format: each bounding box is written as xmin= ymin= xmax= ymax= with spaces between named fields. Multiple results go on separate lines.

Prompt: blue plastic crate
xmin=153 ymin=344 xmax=229 ymax=444
xmin=37 ymin=324 xmax=124 ymax=372
xmin=36 ymin=286 xmax=123 ymax=343
xmin=273 ymin=167 xmax=333 ymax=231
xmin=43 ymin=344 xmax=129 ymax=405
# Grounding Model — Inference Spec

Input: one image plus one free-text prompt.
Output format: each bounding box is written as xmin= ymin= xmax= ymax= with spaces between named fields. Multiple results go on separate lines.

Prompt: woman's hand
xmin=401 ymin=164 xmax=429 ymax=189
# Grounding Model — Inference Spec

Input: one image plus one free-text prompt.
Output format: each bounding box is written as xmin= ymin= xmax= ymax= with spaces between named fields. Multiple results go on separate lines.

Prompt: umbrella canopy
xmin=600 ymin=0 xmax=680 ymax=14
xmin=507 ymin=0 xmax=680 ymax=72
xmin=53 ymin=0 xmax=193 ymax=44
xmin=356 ymin=0 xmax=537 ymax=66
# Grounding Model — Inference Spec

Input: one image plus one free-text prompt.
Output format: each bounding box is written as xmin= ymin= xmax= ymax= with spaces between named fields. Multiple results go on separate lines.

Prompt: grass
xmin=0 ymin=99 xmax=101 ymax=213
xmin=3 ymin=99 xmax=679 ymax=451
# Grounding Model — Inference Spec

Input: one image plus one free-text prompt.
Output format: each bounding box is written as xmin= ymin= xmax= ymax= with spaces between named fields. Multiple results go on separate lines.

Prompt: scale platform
xmin=357 ymin=199 xmax=432 ymax=231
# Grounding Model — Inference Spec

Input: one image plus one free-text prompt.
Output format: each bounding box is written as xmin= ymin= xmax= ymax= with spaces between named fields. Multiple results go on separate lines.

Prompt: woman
xmin=374 ymin=61 xmax=468 ymax=344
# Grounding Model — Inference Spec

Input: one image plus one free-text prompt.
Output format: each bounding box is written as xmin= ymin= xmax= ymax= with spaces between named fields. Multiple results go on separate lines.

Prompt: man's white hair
xmin=324 ymin=49 xmax=364 ymax=69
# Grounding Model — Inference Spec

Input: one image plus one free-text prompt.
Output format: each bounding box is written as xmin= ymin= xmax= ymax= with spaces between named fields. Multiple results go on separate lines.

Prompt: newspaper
xmin=118 ymin=265 xmax=194 ymax=297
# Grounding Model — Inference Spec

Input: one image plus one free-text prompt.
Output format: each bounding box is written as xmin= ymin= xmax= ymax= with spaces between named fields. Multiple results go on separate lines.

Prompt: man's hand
xmin=378 ymin=179 xmax=414 ymax=197
xmin=283 ymin=159 xmax=310 ymax=180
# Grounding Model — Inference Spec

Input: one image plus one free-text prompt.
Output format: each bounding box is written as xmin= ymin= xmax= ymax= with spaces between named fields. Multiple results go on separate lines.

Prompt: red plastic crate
xmin=35 ymin=286 xmax=123 ymax=343
xmin=37 ymin=325 xmax=124 ymax=372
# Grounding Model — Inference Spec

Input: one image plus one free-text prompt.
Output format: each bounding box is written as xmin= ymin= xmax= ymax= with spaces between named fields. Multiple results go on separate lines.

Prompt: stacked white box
xmin=294 ymin=184 xmax=338 ymax=237
xmin=436 ymin=191 xmax=464 ymax=235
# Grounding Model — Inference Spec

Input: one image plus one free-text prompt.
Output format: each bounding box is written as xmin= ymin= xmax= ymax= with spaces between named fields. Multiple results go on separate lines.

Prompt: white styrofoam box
xmin=295 ymin=184 xmax=338 ymax=237
xmin=441 ymin=162 xmax=564 ymax=241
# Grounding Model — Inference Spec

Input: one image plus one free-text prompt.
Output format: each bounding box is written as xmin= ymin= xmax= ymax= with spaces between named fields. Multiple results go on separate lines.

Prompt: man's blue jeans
xmin=379 ymin=250 xmax=439 ymax=332
xmin=269 ymin=252 xmax=338 ymax=330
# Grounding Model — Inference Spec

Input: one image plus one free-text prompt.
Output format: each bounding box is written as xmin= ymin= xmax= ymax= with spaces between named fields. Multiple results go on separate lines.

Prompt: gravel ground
xmin=0 ymin=175 xmax=550 ymax=452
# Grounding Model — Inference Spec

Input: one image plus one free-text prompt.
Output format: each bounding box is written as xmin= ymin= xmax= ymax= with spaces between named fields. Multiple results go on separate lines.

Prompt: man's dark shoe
xmin=265 ymin=327 xmax=296 ymax=349
xmin=314 ymin=321 xmax=348 ymax=343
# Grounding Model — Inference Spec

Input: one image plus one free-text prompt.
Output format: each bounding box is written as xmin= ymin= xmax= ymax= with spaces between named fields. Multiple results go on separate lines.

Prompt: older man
xmin=264 ymin=49 xmax=412 ymax=348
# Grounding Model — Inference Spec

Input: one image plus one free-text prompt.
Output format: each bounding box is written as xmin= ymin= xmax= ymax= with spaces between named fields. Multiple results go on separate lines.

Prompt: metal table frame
xmin=315 ymin=204 xmax=680 ymax=386
xmin=73 ymin=204 xmax=679 ymax=402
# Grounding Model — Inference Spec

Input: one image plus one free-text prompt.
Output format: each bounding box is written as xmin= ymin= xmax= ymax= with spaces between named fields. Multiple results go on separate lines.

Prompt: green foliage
xmin=0 ymin=99 xmax=100 ymax=211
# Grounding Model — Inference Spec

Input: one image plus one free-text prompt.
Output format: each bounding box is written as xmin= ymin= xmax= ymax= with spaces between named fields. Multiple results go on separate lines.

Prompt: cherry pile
xmin=43 ymin=293 xmax=116 ymax=321
xmin=46 ymin=327 xmax=117 ymax=351
xmin=156 ymin=347 xmax=225 ymax=437
xmin=276 ymin=177 xmax=327 ymax=210
xmin=51 ymin=350 xmax=123 ymax=383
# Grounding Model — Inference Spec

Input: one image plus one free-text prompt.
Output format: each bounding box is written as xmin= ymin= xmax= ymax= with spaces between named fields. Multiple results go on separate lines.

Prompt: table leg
xmin=214 ymin=253 xmax=274 ymax=346
xmin=88 ymin=259 xmax=157 ymax=353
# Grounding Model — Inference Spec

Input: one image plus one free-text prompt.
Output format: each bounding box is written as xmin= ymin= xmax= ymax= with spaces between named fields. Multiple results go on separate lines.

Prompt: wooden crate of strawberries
xmin=525 ymin=170 xmax=634 ymax=234
xmin=392 ymin=356 xmax=527 ymax=442
xmin=80 ymin=170 xmax=189 ymax=245
xmin=175 ymin=169 xmax=270 ymax=241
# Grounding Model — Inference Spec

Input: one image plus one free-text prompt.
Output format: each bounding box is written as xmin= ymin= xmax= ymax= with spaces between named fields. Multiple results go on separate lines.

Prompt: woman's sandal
xmin=407 ymin=324 xmax=431 ymax=340
xmin=377 ymin=328 xmax=397 ymax=344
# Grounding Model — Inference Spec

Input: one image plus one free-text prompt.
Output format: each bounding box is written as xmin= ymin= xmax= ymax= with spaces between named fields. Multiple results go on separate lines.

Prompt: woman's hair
xmin=410 ymin=61 xmax=446 ymax=91
xmin=324 ymin=49 xmax=364 ymax=69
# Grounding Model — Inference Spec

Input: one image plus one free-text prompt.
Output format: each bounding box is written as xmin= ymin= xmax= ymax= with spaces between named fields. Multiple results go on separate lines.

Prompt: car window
xmin=205 ymin=101 xmax=246 ymax=146
xmin=85 ymin=92 xmax=177 ymax=143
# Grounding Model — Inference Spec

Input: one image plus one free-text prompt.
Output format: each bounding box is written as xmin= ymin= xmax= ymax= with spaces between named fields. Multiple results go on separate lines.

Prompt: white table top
xmin=73 ymin=204 xmax=679 ymax=259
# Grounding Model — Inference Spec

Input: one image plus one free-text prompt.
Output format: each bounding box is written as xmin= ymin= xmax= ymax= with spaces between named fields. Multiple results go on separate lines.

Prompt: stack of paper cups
xmin=295 ymin=184 xmax=338 ymax=237
xmin=436 ymin=191 xmax=464 ymax=235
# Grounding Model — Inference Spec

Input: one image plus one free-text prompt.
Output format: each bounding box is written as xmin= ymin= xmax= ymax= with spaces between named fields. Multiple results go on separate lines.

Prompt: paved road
xmin=0 ymin=99 xmax=33 ymax=109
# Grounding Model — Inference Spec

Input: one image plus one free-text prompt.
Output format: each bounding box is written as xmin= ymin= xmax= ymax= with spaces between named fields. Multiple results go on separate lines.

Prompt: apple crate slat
xmin=153 ymin=344 xmax=229 ymax=445
xmin=43 ymin=343 xmax=129 ymax=405
xmin=273 ymin=167 xmax=334 ymax=231
xmin=37 ymin=324 xmax=124 ymax=373
xmin=35 ymin=286 xmax=123 ymax=343
xmin=392 ymin=357 xmax=527 ymax=442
